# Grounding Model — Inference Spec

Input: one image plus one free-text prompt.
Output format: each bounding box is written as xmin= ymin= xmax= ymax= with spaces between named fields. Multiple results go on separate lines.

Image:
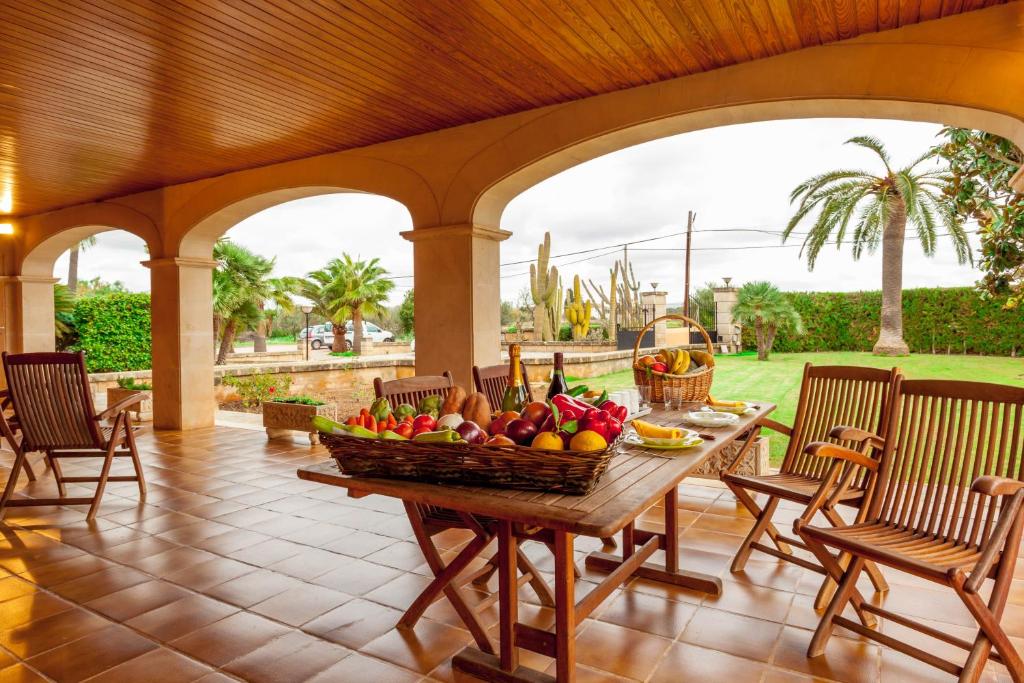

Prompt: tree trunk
xmin=873 ymin=196 xmax=911 ymax=356
xmin=353 ymin=309 xmax=364 ymax=355
xmin=216 ymin=319 xmax=237 ymax=365
xmin=213 ymin=316 xmax=221 ymax=354
xmin=754 ymin=317 xmax=767 ymax=361
xmin=763 ymin=322 xmax=778 ymax=360
xmin=68 ymin=247 xmax=80 ymax=294
xmin=254 ymin=319 xmax=268 ymax=353
xmin=331 ymin=321 xmax=348 ymax=352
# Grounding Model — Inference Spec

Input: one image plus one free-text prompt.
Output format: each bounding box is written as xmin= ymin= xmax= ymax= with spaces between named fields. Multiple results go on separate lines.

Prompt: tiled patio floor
xmin=0 ymin=427 xmax=1019 ymax=682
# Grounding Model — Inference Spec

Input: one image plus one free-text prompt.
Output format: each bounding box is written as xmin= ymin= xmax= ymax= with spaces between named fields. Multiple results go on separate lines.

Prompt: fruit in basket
xmin=531 ymin=431 xmax=564 ymax=450
xmin=436 ymin=413 xmax=463 ymax=430
xmin=394 ymin=403 xmax=417 ymax=421
xmin=369 ymin=397 xmax=391 ymax=422
xmin=489 ymin=410 xmax=521 ymax=436
xmin=412 ymin=429 xmax=463 ymax=443
xmin=505 ymin=418 xmax=538 ymax=445
xmin=520 ymin=401 xmax=550 ymax=427
xmin=632 ymin=419 xmax=684 ymax=440
xmin=455 ymin=421 xmax=487 ymax=445
xmin=651 ymin=362 xmax=668 ymax=373
xmin=637 ymin=355 xmax=657 ymax=368
xmin=441 ymin=386 xmax=468 ymax=416
xmin=579 ymin=409 xmax=611 ymax=441
xmin=417 ymin=395 xmax=443 ymax=418
xmin=483 ymin=435 xmax=515 ymax=447
xmin=462 ymin=392 xmax=492 ymax=429
xmin=380 ymin=429 xmax=408 ymax=441
xmin=412 ymin=415 xmax=437 ymax=433
xmin=569 ymin=430 xmax=608 ymax=451
xmin=392 ymin=422 xmax=414 ymax=439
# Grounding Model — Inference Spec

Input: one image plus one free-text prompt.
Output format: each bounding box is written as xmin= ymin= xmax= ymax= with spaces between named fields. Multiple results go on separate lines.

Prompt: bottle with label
xmin=546 ymin=352 xmax=570 ymax=400
xmin=501 ymin=344 xmax=529 ymax=413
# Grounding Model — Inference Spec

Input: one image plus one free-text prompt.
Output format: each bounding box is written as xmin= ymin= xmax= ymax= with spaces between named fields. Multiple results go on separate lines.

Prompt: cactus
xmin=564 ymin=275 xmax=592 ymax=340
xmin=529 ymin=232 xmax=560 ymax=341
xmin=584 ymin=262 xmax=619 ymax=339
xmin=616 ymin=258 xmax=642 ymax=329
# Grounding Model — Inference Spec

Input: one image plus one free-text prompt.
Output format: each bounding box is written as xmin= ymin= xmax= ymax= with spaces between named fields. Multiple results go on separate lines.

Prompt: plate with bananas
xmin=627 ymin=419 xmax=704 ymax=450
xmin=705 ymin=397 xmax=752 ymax=415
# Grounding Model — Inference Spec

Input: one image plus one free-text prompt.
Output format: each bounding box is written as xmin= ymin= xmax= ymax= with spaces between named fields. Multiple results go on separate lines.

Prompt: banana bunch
xmin=656 ymin=348 xmax=691 ymax=375
xmin=632 ymin=419 xmax=684 ymax=439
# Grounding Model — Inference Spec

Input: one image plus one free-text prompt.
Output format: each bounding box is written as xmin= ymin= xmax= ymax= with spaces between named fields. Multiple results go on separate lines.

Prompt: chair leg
xmin=0 ymin=447 xmax=31 ymax=520
xmin=731 ymin=493 xmax=783 ymax=572
xmin=952 ymin=571 xmax=1024 ymax=683
xmin=47 ymin=453 xmax=67 ymax=497
xmin=87 ymin=419 xmax=121 ymax=521
xmin=21 ymin=455 xmax=36 ymax=482
xmin=123 ymin=420 xmax=147 ymax=497
xmin=802 ymin=531 xmax=876 ymax=628
xmin=820 ymin=507 xmax=888 ymax=594
xmin=807 ymin=554 xmax=873 ymax=658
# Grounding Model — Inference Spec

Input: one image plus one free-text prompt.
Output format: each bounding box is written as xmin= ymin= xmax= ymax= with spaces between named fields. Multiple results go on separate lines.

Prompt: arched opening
xmin=174 ymin=188 xmax=415 ymax=431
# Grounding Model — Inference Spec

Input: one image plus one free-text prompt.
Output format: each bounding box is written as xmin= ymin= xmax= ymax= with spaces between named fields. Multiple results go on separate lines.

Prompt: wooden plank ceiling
xmin=0 ymin=0 xmax=1008 ymax=218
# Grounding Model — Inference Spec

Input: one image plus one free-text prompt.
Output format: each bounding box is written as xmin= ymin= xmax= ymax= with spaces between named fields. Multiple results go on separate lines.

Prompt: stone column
xmin=144 ymin=257 xmax=216 ymax=430
xmin=401 ymin=224 xmax=511 ymax=388
xmin=640 ymin=291 xmax=667 ymax=346
xmin=713 ymin=285 xmax=741 ymax=352
xmin=0 ymin=276 xmax=59 ymax=353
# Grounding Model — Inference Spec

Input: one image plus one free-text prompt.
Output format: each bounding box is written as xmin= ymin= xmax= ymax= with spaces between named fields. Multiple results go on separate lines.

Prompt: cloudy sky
xmin=57 ymin=118 xmax=979 ymax=307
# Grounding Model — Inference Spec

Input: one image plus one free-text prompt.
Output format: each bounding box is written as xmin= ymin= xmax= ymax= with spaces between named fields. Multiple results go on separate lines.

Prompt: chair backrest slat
xmin=785 ymin=364 xmax=899 ymax=486
xmin=869 ymin=379 xmax=1024 ymax=550
xmin=374 ymin=372 xmax=455 ymax=409
xmin=3 ymin=352 xmax=101 ymax=450
xmin=473 ymin=362 xmax=534 ymax=412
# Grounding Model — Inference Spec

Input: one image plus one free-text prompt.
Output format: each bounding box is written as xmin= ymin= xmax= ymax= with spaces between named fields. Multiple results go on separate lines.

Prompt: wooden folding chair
xmin=796 ymin=378 xmax=1024 ymax=682
xmin=0 ymin=389 xmax=37 ymax=483
xmin=472 ymin=362 xmax=533 ymax=412
xmin=722 ymin=364 xmax=899 ymax=607
xmin=373 ymin=373 xmax=555 ymax=652
xmin=0 ymin=352 xmax=147 ymax=520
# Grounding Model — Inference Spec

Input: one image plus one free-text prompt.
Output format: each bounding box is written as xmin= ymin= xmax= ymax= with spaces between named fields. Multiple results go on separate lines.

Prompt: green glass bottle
xmin=501 ymin=343 xmax=529 ymax=413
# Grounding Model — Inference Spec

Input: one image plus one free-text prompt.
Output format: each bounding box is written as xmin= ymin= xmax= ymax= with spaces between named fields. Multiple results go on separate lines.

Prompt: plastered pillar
xmin=713 ymin=285 xmax=741 ymax=352
xmin=402 ymin=224 xmax=510 ymax=388
xmin=1 ymin=276 xmax=58 ymax=353
xmin=144 ymin=257 xmax=216 ymax=430
xmin=641 ymin=291 xmax=667 ymax=347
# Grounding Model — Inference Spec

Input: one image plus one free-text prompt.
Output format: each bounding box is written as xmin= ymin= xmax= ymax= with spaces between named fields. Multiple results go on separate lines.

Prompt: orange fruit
xmin=569 ymin=430 xmax=608 ymax=452
xmin=531 ymin=431 xmax=564 ymax=451
xmin=638 ymin=355 xmax=657 ymax=367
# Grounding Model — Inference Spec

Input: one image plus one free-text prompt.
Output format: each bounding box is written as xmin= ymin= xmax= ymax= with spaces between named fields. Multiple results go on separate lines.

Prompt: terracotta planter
xmin=262 ymin=400 xmax=336 ymax=445
xmin=106 ymin=387 xmax=153 ymax=422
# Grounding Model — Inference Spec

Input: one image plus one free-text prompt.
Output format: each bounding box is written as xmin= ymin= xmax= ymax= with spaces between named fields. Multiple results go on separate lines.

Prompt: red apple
xmin=455 ymin=421 xmax=487 ymax=445
xmin=651 ymin=362 xmax=668 ymax=373
xmin=505 ymin=418 xmax=538 ymax=445
xmin=413 ymin=414 xmax=436 ymax=432
xmin=520 ymin=401 xmax=550 ymax=427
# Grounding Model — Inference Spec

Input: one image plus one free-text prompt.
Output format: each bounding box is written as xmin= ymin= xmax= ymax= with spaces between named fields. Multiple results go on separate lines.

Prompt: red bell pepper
xmin=606 ymin=416 xmax=622 ymax=440
xmin=600 ymin=400 xmax=628 ymax=422
xmin=578 ymin=408 xmax=611 ymax=441
xmin=550 ymin=394 xmax=587 ymax=420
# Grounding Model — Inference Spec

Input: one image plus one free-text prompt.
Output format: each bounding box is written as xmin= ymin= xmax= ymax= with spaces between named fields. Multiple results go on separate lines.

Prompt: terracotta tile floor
xmin=0 ymin=426 xmax=1020 ymax=682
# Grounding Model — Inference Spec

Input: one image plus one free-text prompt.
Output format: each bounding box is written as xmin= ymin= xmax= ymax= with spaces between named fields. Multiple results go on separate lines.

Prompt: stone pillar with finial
xmin=640 ymin=283 xmax=667 ymax=348
xmin=713 ymin=277 xmax=741 ymax=353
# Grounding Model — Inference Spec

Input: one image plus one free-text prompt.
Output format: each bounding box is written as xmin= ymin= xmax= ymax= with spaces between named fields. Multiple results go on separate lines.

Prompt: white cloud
xmin=60 ymin=118 xmax=981 ymax=306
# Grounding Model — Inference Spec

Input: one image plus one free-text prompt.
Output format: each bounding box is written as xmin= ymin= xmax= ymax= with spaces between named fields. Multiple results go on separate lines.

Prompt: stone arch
xmin=442 ymin=16 xmax=1024 ymax=226
xmin=172 ymin=154 xmax=436 ymax=258
xmin=18 ymin=202 xmax=161 ymax=277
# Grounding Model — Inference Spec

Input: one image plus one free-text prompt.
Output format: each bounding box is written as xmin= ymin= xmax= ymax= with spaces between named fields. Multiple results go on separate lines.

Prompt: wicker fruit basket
xmin=632 ymin=314 xmax=715 ymax=403
xmin=319 ymin=431 xmax=622 ymax=495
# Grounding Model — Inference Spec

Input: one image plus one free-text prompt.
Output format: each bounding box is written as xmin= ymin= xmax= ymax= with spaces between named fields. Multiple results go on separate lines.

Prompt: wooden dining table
xmin=298 ymin=403 xmax=775 ymax=682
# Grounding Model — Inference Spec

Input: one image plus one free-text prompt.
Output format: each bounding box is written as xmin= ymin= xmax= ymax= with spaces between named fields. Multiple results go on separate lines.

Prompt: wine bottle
xmin=546 ymin=352 xmax=570 ymax=400
xmin=501 ymin=344 xmax=529 ymax=412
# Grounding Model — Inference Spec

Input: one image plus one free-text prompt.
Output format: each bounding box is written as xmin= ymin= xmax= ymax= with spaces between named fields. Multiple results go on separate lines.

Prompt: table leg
xmin=584 ymin=486 xmax=723 ymax=597
xmin=553 ymin=530 xmax=576 ymax=682
xmin=498 ymin=520 xmax=519 ymax=672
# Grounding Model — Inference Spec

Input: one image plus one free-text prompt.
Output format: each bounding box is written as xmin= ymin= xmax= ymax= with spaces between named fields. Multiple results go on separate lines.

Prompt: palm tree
xmin=253 ymin=277 xmax=300 ymax=352
xmin=340 ymin=256 xmax=394 ymax=355
xmin=67 ymin=235 xmax=97 ymax=294
xmin=300 ymin=259 xmax=353 ymax=353
xmin=212 ymin=240 xmax=294 ymax=365
xmin=731 ymin=281 xmax=803 ymax=361
xmin=785 ymin=136 xmax=970 ymax=355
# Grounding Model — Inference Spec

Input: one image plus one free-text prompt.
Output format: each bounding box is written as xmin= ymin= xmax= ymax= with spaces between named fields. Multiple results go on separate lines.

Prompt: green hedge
xmin=741 ymin=287 xmax=1024 ymax=356
xmin=72 ymin=293 xmax=151 ymax=372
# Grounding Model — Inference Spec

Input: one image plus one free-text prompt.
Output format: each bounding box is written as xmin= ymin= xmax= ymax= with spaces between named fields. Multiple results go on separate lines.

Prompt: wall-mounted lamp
xmin=0 ymin=223 xmax=13 ymax=236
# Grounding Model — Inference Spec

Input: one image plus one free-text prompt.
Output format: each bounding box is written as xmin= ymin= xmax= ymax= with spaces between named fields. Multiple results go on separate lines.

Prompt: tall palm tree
xmin=732 ymin=281 xmax=803 ymax=361
xmin=337 ymin=256 xmax=394 ymax=355
xmin=785 ymin=136 xmax=970 ymax=355
xmin=211 ymin=240 xmax=293 ymax=365
xmin=67 ymin=235 xmax=97 ymax=294
xmin=253 ymin=277 xmax=300 ymax=352
xmin=300 ymin=259 xmax=353 ymax=353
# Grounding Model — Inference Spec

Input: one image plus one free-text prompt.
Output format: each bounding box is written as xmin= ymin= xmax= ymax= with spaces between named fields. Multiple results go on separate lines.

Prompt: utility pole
xmin=683 ymin=211 xmax=695 ymax=318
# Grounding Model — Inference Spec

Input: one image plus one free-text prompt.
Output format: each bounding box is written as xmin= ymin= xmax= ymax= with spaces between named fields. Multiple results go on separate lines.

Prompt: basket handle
xmin=631 ymin=314 xmax=715 ymax=363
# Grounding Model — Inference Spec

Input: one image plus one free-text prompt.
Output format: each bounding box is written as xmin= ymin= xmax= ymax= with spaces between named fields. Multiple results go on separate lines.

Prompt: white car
xmin=344 ymin=321 xmax=395 ymax=344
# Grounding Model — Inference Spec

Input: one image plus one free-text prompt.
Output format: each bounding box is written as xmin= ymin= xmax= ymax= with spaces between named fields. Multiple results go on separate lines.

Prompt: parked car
xmin=298 ymin=324 xmax=334 ymax=350
xmin=344 ymin=321 xmax=395 ymax=344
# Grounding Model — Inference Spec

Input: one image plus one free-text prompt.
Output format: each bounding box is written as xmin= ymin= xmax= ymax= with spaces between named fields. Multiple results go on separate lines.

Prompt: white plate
xmin=683 ymin=410 xmax=740 ymax=427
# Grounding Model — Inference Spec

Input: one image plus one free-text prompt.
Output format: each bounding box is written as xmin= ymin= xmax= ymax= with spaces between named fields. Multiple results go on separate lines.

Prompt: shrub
xmin=72 ymin=293 xmax=151 ymax=372
xmin=223 ymin=373 xmax=292 ymax=408
xmin=741 ymin=287 xmax=1024 ymax=355
xmin=272 ymin=395 xmax=325 ymax=406
xmin=116 ymin=377 xmax=152 ymax=391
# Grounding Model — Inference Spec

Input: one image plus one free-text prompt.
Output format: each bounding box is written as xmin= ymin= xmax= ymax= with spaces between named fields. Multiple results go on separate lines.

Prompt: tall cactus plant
xmin=529 ymin=232 xmax=560 ymax=341
xmin=617 ymin=257 xmax=642 ymax=329
xmin=584 ymin=261 xmax=618 ymax=339
xmin=564 ymin=275 xmax=592 ymax=340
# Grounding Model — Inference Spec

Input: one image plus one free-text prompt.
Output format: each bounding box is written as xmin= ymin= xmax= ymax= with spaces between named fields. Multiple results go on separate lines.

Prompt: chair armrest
xmin=964 ymin=488 xmax=1024 ymax=593
xmin=829 ymin=425 xmax=886 ymax=450
xmin=971 ymin=476 xmax=1024 ymax=497
xmin=759 ymin=418 xmax=792 ymax=436
xmin=805 ymin=441 xmax=879 ymax=472
xmin=96 ymin=392 xmax=144 ymax=421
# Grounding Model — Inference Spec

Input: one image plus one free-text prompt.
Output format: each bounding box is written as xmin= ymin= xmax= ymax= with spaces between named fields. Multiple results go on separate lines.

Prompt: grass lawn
xmin=233 ymin=335 xmax=296 ymax=348
xmin=589 ymin=351 xmax=1024 ymax=464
